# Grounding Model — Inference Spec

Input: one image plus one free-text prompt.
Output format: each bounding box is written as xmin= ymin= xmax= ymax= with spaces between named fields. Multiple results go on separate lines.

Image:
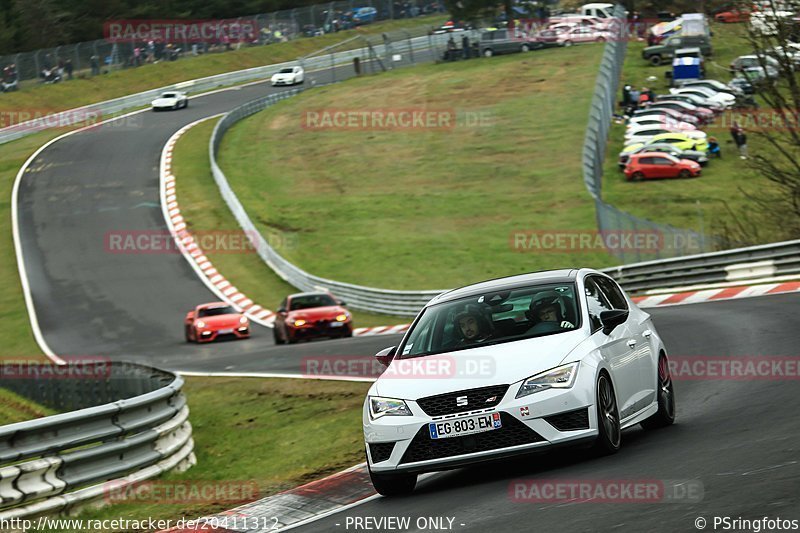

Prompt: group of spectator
xmin=444 ymin=34 xmax=474 ymax=61
xmin=620 ymin=85 xmax=657 ymax=114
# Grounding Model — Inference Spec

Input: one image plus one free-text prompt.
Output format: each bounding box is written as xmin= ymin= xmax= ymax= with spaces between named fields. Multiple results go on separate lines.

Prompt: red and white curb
xmin=632 ymin=279 xmax=800 ymax=308
xmin=160 ymin=116 xmax=277 ymax=328
xmin=160 ymin=119 xmax=413 ymax=337
xmin=159 ymin=463 xmax=377 ymax=532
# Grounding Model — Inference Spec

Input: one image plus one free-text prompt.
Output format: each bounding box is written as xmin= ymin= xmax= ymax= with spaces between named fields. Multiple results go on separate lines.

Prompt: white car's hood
xmin=374 ymin=330 xmax=586 ymax=400
xmin=153 ymin=98 xmax=178 ymax=105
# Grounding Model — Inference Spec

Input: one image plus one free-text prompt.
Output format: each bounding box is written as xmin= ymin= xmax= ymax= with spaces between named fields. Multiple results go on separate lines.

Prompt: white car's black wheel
xmin=641 ymin=354 xmax=676 ymax=429
xmin=563 ymin=40 xmax=573 ymax=47
xmin=483 ymin=48 xmax=493 ymax=57
xmin=593 ymin=372 xmax=621 ymax=455
xmin=368 ymin=460 xmax=416 ymax=496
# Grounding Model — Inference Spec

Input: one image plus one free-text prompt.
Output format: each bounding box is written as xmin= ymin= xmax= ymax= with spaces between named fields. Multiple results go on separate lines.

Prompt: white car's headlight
xmin=516 ymin=362 xmax=579 ymax=398
xmin=369 ymin=396 xmax=412 ymax=419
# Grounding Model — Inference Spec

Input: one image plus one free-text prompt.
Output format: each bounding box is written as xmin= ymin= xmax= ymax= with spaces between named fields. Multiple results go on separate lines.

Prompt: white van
xmin=581 ymin=3 xmax=616 ymax=19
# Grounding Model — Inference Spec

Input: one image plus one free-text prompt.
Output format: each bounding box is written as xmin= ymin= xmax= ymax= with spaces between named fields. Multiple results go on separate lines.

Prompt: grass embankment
xmin=602 ymin=22 xmax=787 ymax=241
xmin=48 ymin=377 xmax=369 ymax=532
xmin=0 ymin=16 xmax=446 ymax=117
xmin=0 ymin=130 xmax=64 ymax=359
xmin=216 ymin=45 xmax=617 ymax=291
xmin=170 ymin=119 xmax=400 ymax=327
xmin=0 ymin=387 xmax=57 ymax=423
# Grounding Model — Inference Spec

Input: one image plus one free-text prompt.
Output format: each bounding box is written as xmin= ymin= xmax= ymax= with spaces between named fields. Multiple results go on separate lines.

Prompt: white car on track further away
xmin=271 ymin=66 xmax=305 ymax=86
xmin=364 ymin=269 xmax=675 ymax=496
xmin=151 ymin=91 xmax=188 ymax=111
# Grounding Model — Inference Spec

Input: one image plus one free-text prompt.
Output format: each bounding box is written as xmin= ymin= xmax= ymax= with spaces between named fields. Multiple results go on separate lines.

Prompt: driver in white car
xmin=526 ymin=291 xmax=575 ymax=334
xmin=454 ymin=305 xmax=494 ymax=346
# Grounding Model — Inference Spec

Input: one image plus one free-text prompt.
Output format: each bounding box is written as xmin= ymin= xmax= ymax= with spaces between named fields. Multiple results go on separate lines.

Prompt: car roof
xmin=634 ymin=151 xmax=676 ymax=157
xmin=288 ymin=291 xmax=334 ymax=299
xmin=198 ymin=301 xmax=231 ymax=309
xmin=428 ymin=269 xmax=580 ymax=306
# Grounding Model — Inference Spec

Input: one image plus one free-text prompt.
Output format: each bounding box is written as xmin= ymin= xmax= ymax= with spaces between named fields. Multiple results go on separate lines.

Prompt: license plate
xmin=218 ymin=329 xmax=234 ymax=334
xmin=428 ymin=413 xmax=502 ymax=440
xmin=329 ymin=322 xmax=345 ymax=328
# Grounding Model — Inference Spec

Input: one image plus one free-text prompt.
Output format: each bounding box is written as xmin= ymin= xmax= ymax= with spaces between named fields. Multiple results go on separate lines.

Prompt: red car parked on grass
xmin=624 ymin=152 xmax=701 ymax=181
xmin=185 ymin=303 xmax=250 ymax=343
xmin=273 ymin=292 xmax=353 ymax=344
xmin=715 ymin=9 xmax=750 ymax=23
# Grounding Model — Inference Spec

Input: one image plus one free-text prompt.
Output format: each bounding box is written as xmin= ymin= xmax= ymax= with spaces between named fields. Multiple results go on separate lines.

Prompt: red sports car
xmin=185 ymin=303 xmax=250 ymax=343
xmin=624 ymin=152 xmax=701 ymax=181
xmin=273 ymin=292 xmax=353 ymax=344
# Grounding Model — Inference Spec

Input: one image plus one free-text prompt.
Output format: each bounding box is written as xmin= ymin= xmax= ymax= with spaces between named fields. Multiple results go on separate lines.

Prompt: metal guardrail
xmin=0 ymin=362 xmax=195 ymax=519
xmin=605 ymin=239 xmax=800 ymax=293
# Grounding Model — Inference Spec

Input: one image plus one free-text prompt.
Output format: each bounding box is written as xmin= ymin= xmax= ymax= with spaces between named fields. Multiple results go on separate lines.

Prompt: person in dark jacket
xmin=462 ymin=34 xmax=470 ymax=59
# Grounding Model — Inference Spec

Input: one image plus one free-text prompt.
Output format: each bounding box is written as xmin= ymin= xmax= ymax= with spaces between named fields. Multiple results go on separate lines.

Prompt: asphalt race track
xmin=12 ymin=42 xmax=800 ymax=533
xmin=294 ymin=293 xmax=800 ymax=532
xmin=16 ymin=65 xmax=407 ymax=373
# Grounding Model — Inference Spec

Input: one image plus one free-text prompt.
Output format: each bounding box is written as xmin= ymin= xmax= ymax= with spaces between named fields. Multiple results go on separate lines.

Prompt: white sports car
xmin=669 ymin=87 xmax=737 ymax=108
xmin=151 ymin=91 xmax=188 ymax=111
xmin=271 ymin=66 xmax=304 ymax=86
xmin=364 ymin=269 xmax=675 ymax=496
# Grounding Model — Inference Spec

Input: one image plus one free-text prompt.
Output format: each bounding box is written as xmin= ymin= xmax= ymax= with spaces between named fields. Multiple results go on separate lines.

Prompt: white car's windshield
xmin=278 ymin=68 xmax=294 ymax=74
xmin=161 ymin=92 xmax=178 ymax=98
xmin=398 ymin=283 xmax=580 ymax=358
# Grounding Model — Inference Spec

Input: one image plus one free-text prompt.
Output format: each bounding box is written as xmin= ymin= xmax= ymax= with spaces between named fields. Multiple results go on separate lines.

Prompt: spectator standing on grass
xmin=629 ymin=88 xmax=641 ymax=110
xmin=462 ymin=34 xmax=470 ymax=59
xmin=90 ymin=55 xmax=99 ymax=75
xmin=65 ymin=58 xmax=73 ymax=79
xmin=447 ymin=35 xmax=456 ymax=61
xmin=730 ymin=123 xmax=748 ymax=159
xmin=621 ymin=84 xmax=632 ymax=108
xmin=638 ymin=87 xmax=650 ymax=106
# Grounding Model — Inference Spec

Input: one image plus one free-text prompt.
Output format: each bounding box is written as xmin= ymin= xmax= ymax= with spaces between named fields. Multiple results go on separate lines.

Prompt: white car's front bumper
xmin=364 ymin=372 xmax=599 ymax=474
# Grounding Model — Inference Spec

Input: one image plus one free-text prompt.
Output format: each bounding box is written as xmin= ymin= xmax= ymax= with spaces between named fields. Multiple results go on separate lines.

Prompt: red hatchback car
xmin=185 ymin=303 xmax=250 ymax=343
xmin=624 ymin=152 xmax=701 ymax=181
xmin=273 ymin=292 xmax=353 ymax=344
xmin=715 ymin=9 xmax=750 ymax=23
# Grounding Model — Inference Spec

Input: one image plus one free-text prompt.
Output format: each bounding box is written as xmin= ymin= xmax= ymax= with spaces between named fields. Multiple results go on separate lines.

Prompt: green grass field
xmin=48 ymin=377 xmax=369 ymax=532
xmin=0 ymin=130 xmax=64 ymax=359
xmin=171 ymin=118 xmax=400 ymax=327
xmin=217 ymin=45 xmax=621 ymax=291
xmin=0 ymin=387 xmax=57 ymax=422
xmin=602 ymin=22 xmax=785 ymax=243
xmin=0 ymin=16 xmax=446 ymax=117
